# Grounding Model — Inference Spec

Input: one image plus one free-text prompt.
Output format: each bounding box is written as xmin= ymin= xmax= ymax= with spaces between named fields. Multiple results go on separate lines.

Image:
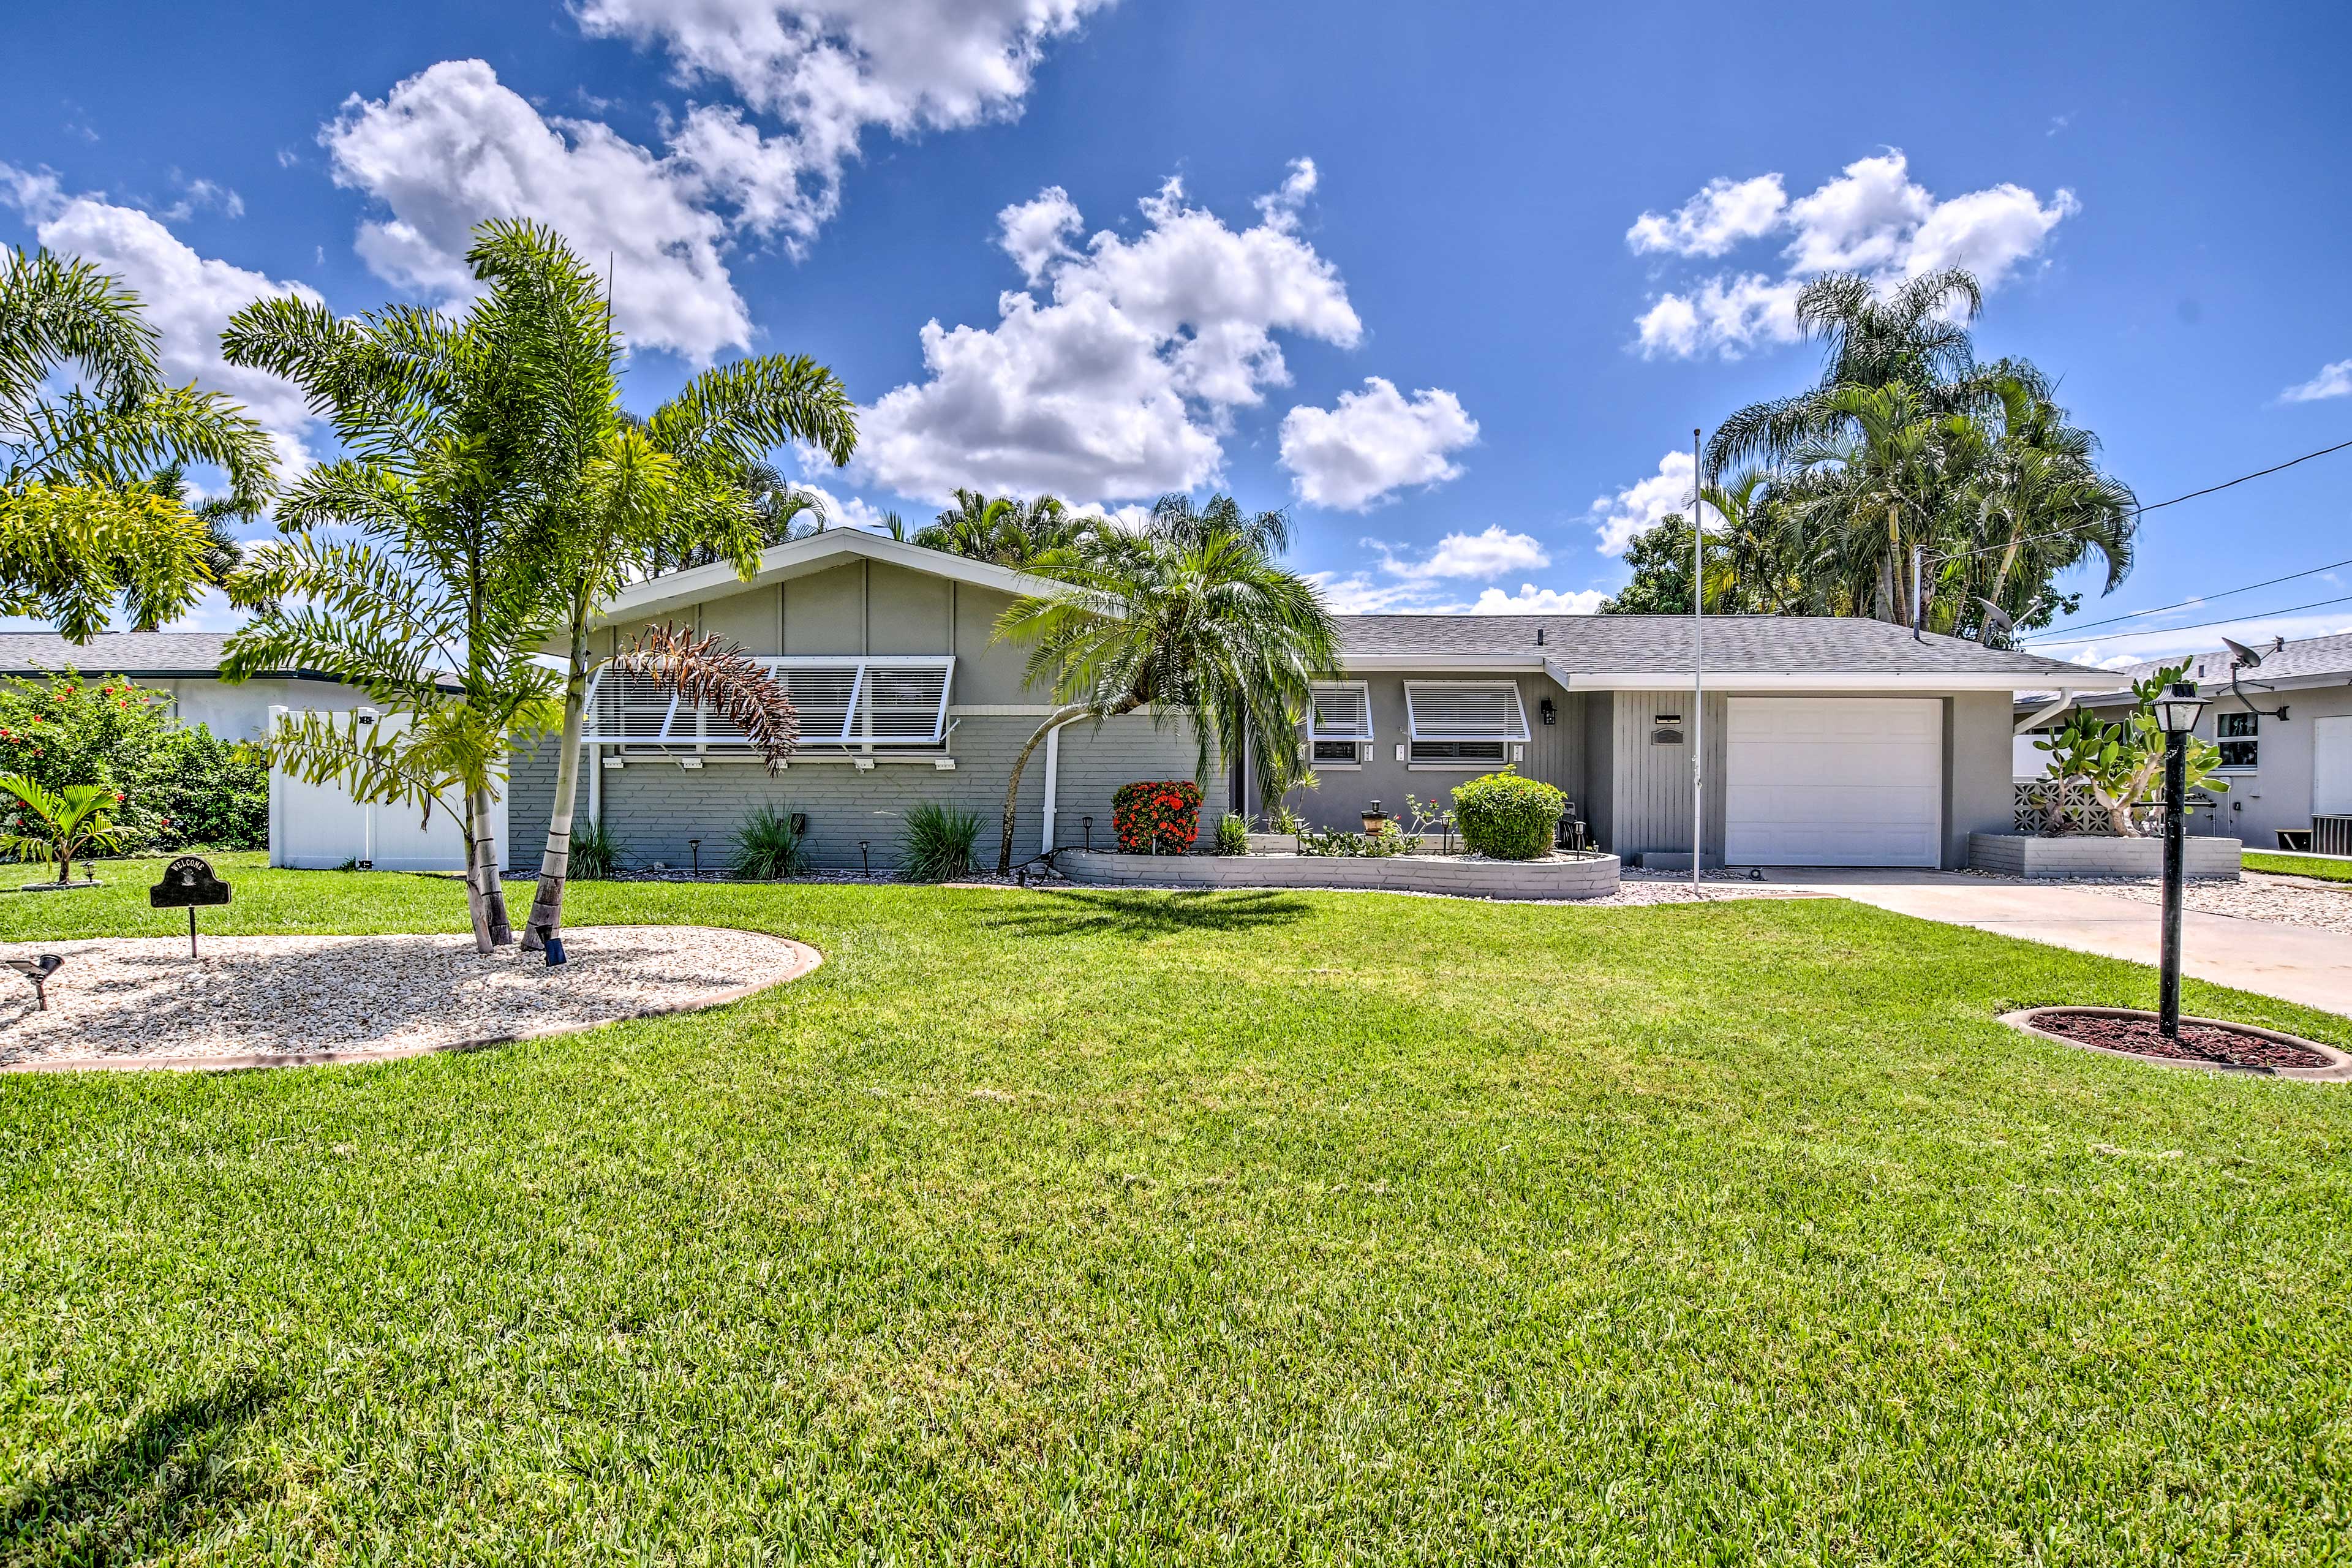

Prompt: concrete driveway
xmin=1758 ymin=868 xmax=2352 ymax=1019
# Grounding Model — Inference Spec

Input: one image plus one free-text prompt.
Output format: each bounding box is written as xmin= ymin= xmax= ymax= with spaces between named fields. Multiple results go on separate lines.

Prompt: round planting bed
xmin=0 ymin=926 xmax=821 ymax=1074
xmin=1056 ymin=849 xmax=1621 ymax=901
xmin=2000 ymin=1006 xmax=2352 ymax=1080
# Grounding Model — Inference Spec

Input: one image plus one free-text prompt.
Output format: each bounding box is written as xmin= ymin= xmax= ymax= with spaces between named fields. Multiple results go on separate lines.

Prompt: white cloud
xmin=1590 ymin=450 xmax=1692 ymax=555
xmin=1629 ymin=151 xmax=2077 ymax=359
xmin=2 ymin=167 xmax=324 ymax=472
xmin=2040 ymin=613 xmax=2352 ymax=669
xmin=1469 ymin=584 xmax=1608 ymax=615
xmin=320 ymin=59 xmax=752 ymax=363
xmin=1626 ymin=173 xmax=1785 ymax=258
xmin=1371 ymin=524 xmax=1545 ymax=581
xmin=1253 ymin=156 xmax=1317 ymax=232
xmin=574 ymin=0 xmax=1115 ymax=249
xmin=2281 ymin=358 xmax=2352 ymax=404
xmin=159 ymin=178 xmax=244 ymax=223
xmin=856 ymin=169 xmax=1360 ymax=503
xmin=1278 ymin=378 xmax=1477 ymax=510
xmin=1303 ymin=571 xmax=1445 ymax=615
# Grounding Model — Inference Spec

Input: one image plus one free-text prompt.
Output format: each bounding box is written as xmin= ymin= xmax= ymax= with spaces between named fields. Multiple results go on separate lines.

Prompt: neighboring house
xmin=507 ymin=529 xmax=2119 ymax=873
xmin=2020 ymin=631 xmax=2352 ymax=848
xmin=0 ymin=632 xmax=375 ymax=742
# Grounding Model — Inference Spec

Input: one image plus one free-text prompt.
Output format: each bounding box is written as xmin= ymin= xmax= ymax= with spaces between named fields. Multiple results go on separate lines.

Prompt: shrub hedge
xmin=0 ymin=669 xmax=266 ymax=853
xmin=1449 ymin=767 xmax=1565 ymax=860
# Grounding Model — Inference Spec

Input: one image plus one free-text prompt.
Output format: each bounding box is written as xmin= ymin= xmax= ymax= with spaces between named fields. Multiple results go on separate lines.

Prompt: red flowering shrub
xmin=1112 ymin=779 xmax=1203 ymax=854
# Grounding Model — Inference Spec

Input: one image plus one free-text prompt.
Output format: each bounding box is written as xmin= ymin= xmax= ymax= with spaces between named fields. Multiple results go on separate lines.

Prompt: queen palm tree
xmin=989 ymin=500 xmax=1338 ymax=872
xmin=1 ymin=247 xmax=277 ymax=639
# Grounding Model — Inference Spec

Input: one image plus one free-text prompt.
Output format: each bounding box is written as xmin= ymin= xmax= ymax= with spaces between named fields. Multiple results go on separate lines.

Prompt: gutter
xmin=1340 ymin=655 xmax=2116 ymax=692
xmin=2013 ymin=693 xmax=2075 ymax=735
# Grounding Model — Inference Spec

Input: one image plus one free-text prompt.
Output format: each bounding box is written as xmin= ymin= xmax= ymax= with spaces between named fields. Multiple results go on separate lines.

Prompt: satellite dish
xmin=2222 ymin=636 xmax=2264 ymax=670
xmin=1972 ymin=597 xmax=2015 ymax=644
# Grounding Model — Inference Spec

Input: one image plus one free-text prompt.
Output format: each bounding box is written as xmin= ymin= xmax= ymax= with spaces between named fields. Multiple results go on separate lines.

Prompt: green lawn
xmin=2245 ymin=848 xmax=2352 ymax=883
xmin=4 ymin=857 xmax=2351 ymax=1564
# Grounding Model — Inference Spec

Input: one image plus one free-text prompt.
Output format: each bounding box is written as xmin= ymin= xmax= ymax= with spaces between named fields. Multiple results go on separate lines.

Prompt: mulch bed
xmin=2033 ymin=1012 xmax=2330 ymax=1071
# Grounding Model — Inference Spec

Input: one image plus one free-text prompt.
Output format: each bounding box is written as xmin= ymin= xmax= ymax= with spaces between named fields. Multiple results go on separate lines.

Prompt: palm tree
xmin=641 ymin=459 xmax=828 ymax=576
xmin=1 ymin=247 xmax=277 ymax=639
xmin=989 ymin=502 xmax=1338 ymax=872
xmin=913 ymin=489 xmax=1085 ymax=567
xmin=492 ymin=221 xmax=857 ymax=957
xmin=0 ymin=775 xmax=122 ymax=885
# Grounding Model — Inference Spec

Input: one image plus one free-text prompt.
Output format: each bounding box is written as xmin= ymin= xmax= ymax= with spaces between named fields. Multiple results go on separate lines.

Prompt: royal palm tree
xmin=989 ymin=502 xmax=1338 ymax=872
xmin=1 ymin=247 xmax=276 ymax=639
xmin=493 ymin=222 xmax=857 ymax=958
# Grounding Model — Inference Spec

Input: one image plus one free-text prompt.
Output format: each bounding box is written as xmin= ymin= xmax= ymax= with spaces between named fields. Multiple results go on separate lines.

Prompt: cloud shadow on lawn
xmin=2 ymin=1378 xmax=277 ymax=1564
xmin=985 ymin=888 xmax=1313 ymax=941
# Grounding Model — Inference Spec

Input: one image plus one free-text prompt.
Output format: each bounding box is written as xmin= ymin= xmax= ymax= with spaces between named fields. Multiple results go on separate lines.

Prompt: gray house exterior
xmin=507 ymin=529 xmax=2119 ymax=873
xmin=0 ymin=632 xmax=375 ymax=742
xmin=2025 ymin=632 xmax=2352 ymax=848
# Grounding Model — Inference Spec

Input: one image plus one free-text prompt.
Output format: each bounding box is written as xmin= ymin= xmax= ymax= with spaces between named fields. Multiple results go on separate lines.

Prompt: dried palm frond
xmin=608 ymin=622 xmax=797 ymax=772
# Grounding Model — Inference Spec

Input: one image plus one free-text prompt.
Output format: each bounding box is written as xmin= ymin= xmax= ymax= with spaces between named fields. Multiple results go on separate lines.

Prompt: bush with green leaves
xmin=902 ymin=802 xmax=982 ymax=881
xmin=1450 ymin=767 xmax=1566 ymax=860
xmin=730 ymin=805 xmax=808 ymax=880
xmin=1213 ymin=812 xmax=1250 ymax=856
xmin=0 ymin=668 xmax=265 ymax=852
xmin=569 ymin=818 xmax=621 ymax=880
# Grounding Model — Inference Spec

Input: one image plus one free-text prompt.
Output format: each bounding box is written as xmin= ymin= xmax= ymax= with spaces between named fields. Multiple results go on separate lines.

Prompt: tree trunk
xmin=56 ymin=845 xmax=70 ymax=888
xmin=520 ymin=634 xmax=591 ymax=958
xmin=995 ymin=702 xmax=1104 ymax=873
xmin=470 ymin=785 xmax=512 ymax=945
xmin=462 ymin=824 xmax=491 ymax=952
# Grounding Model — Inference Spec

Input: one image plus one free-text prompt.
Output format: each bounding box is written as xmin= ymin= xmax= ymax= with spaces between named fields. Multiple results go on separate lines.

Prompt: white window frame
xmin=582 ymin=655 xmax=955 ymax=752
xmin=1305 ymin=680 xmax=1373 ymax=768
xmin=1402 ymin=680 xmax=1529 ymax=769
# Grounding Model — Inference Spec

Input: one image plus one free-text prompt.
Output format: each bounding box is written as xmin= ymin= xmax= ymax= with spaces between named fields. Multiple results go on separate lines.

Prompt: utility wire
xmin=2021 ymin=590 xmax=2352 ymax=646
xmin=2016 ymin=554 xmax=2352 ymax=639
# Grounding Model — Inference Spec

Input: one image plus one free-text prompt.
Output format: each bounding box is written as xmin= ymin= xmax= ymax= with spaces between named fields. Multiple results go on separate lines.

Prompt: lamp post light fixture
xmin=1082 ymin=815 xmax=1093 ymax=851
xmin=688 ymin=837 xmax=701 ymax=875
xmin=2154 ymin=679 xmax=2207 ymax=1038
xmin=858 ymin=839 xmax=870 ymax=875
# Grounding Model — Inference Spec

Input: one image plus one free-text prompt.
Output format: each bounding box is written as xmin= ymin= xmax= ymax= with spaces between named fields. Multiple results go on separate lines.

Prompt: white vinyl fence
xmin=266 ymin=707 xmax=504 ymax=873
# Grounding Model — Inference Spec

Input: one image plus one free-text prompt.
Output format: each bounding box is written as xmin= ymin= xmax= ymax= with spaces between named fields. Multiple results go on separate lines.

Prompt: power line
xmin=2021 ymin=590 xmax=2352 ymax=646
xmin=1928 ymin=434 xmax=2352 ymax=567
xmin=2016 ymin=554 xmax=2352 ymax=639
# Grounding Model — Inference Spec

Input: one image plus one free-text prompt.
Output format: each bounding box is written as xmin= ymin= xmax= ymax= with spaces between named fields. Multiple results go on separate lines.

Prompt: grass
xmin=2245 ymin=848 xmax=2352 ymax=883
xmin=4 ymin=856 xmax=2352 ymax=1562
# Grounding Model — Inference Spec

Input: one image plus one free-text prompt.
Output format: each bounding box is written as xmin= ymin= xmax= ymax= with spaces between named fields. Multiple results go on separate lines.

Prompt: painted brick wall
xmin=509 ymin=714 xmax=1210 ymax=873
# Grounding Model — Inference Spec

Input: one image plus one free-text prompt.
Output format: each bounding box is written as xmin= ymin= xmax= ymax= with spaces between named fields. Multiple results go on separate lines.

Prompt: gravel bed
xmin=0 ymin=926 xmax=813 ymax=1069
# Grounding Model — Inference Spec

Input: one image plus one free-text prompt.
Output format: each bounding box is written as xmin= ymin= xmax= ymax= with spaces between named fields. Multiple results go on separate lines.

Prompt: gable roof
xmin=2103 ymin=629 xmax=2352 ymax=690
xmin=0 ymin=632 xmax=238 ymax=677
xmin=591 ymin=527 xmax=1045 ymax=630
xmin=1338 ymin=614 xmax=2115 ymax=688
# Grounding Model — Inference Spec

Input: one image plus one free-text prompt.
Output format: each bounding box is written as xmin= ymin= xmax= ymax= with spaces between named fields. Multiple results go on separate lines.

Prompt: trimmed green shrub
xmin=730 ymin=805 xmax=808 ymax=880
xmin=1213 ymin=812 xmax=1249 ymax=856
xmin=1450 ymin=767 xmax=1565 ymax=860
xmin=570 ymin=818 xmax=621 ymax=880
xmin=0 ymin=669 xmax=266 ymax=851
xmin=903 ymin=802 xmax=982 ymax=881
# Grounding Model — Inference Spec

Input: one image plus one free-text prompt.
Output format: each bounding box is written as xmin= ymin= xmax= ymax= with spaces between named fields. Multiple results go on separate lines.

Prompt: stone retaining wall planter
xmin=1969 ymin=832 xmax=2241 ymax=880
xmin=1057 ymin=850 xmax=1620 ymax=900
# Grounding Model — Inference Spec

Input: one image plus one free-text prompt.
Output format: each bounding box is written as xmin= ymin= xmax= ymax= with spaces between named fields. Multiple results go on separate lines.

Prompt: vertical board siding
xmin=1608 ymin=689 xmax=1726 ymax=861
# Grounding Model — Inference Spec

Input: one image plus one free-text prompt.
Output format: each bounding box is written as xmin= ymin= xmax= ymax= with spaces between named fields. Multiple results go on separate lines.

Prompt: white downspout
xmin=1041 ymin=722 xmax=1061 ymax=856
xmin=2015 ymin=693 xmax=2075 ymax=735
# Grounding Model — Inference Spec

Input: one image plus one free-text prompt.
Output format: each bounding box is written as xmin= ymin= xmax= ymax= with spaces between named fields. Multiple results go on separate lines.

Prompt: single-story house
xmin=0 ymin=632 xmax=375 ymax=742
xmin=507 ymin=529 xmax=2119 ymax=873
xmin=2019 ymin=631 xmax=2352 ymax=850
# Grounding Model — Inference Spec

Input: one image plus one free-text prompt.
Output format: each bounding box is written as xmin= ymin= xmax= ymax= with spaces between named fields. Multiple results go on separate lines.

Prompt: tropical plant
xmin=1112 ymin=780 xmax=1204 ymax=854
xmin=1298 ymin=820 xmax=1417 ymax=857
xmin=2034 ymin=664 xmax=2228 ymax=837
xmin=902 ymin=802 xmax=984 ymax=881
xmin=497 ymin=221 xmax=854 ymax=958
xmin=1212 ymin=812 xmax=1250 ymax=856
xmin=730 ymin=804 xmax=808 ymax=880
xmin=1450 ymin=767 xmax=1565 ymax=860
xmin=1 ymin=247 xmax=278 ymax=639
xmin=913 ymin=489 xmax=1085 ymax=568
xmin=990 ymin=497 xmax=1338 ymax=871
xmin=0 ymin=668 xmax=262 ymax=851
xmin=0 ymin=775 xmax=121 ymax=883
xmin=568 ymin=818 xmax=620 ymax=880
xmin=641 ymin=459 xmax=829 ymax=575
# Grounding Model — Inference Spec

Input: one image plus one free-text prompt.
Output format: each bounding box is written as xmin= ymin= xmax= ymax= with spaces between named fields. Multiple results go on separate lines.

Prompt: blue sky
xmin=8 ymin=1 xmax=2350 ymax=664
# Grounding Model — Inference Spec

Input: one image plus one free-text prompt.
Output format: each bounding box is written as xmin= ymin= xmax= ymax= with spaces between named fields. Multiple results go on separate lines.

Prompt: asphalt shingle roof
xmin=1336 ymin=614 xmax=2109 ymax=679
xmin=0 ymin=632 xmax=238 ymax=675
xmin=2108 ymin=629 xmax=2352 ymax=688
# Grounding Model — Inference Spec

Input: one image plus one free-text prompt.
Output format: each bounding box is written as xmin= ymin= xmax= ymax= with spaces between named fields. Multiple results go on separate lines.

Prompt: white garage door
xmin=1725 ymin=698 xmax=1942 ymax=866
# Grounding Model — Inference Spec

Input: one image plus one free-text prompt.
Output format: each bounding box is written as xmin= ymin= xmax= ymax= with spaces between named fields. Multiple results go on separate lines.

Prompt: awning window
xmin=1403 ymin=681 xmax=1530 ymax=742
xmin=1306 ymin=682 xmax=1374 ymax=742
xmin=582 ymin=656 xmax=954 ymax=747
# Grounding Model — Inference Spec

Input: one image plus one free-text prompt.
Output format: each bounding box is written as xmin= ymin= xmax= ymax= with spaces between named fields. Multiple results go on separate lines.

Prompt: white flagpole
xmin=1692 ymin=428 xmax=1704 ymax=893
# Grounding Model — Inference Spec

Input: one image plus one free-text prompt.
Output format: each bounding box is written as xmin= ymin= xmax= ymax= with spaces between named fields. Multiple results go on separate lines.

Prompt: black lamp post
xmin=2153 ymin=679 xmax=2208 ymax=1039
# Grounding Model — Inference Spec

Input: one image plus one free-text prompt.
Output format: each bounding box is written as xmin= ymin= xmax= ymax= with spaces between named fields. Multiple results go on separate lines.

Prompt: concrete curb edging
xmin=1057 ymin=849 xmax=1621 ymax=901
xmin=1998 ymin=1005 xmax=2352 ymax=1081
xmin=0 ymin=935 xmax=824 ymax=1076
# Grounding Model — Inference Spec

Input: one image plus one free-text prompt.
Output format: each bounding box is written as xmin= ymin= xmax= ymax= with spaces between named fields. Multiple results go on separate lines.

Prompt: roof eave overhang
xmin=1339 ymin=652 xmax=2114 ymax=691
xmin=588 ymin=529 xmax=1049 ymax=633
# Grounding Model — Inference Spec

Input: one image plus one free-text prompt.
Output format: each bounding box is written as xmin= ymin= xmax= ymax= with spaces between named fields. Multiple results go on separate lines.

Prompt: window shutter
xmin=1404 ymin=682 xmax=1529 ymax=742
xmin=582 ymin=657 xmax=954 ymax=747
xmin=1306 ymin=682 xmax=1373 ymax=741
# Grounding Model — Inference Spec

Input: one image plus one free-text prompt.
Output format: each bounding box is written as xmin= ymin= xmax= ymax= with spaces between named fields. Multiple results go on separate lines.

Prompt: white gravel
xmin=2045 ymin=870 xmax=2352 ymax=936
xmin=0 ymin=925 xmax=816 ymax=1070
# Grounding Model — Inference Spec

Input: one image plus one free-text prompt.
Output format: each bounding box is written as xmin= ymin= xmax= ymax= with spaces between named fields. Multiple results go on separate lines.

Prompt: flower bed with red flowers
xmin=1112 ymin=780 xmax=1203 ymax=854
